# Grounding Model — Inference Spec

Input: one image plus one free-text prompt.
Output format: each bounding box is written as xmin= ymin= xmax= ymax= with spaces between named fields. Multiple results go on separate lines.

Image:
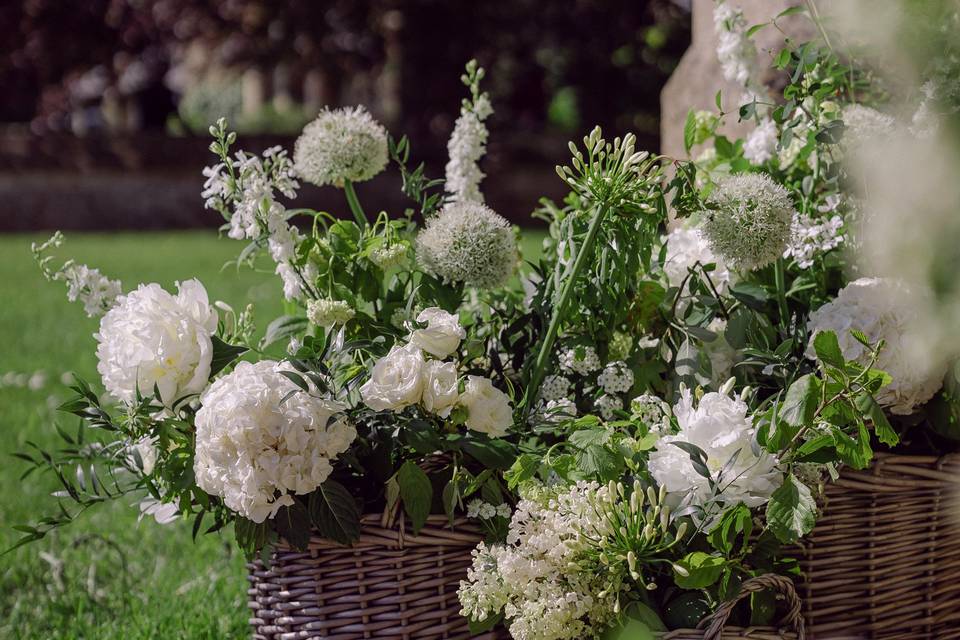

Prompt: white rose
xmin=95 ymin=279 xmax=218 ymax=405
xmin=460 ymin=375 xmax=513 ymax=438
xmin=360 ymin=343 xmax=426 ymax=411
xmin=409 ymin=307 xmax=465 ymax=358
xmin=422 ymin=359 xmax=459 ymax=417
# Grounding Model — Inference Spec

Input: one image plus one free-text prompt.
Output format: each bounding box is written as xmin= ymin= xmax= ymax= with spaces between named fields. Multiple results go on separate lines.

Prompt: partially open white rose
xmin=360 ymin=344 xmax=426 ymax=411
xmin=409 ymin=307 xmax=465 ymax=358
xmin=460 ymin=375 xmax=513 ymax=438
xmin=95 ymin=279 xmax=218 ymax=405
xmin=422 ymin=359 xmax=459 ymax=417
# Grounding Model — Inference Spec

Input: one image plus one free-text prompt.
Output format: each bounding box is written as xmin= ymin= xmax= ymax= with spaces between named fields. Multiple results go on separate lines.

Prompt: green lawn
xmin=0 ymin=229 xmax=546 ymax=639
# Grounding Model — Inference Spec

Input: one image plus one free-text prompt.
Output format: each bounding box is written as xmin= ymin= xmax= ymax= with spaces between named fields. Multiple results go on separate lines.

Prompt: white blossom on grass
xmin=702 ymin=173 xmax=796 ymax=271
xmin=806 ymin=277 xmax=947 ymax=414
xmin=194 ymin=360 xmax=355 ymax=523
xmin=95 ymin=279 xmax=217 ymax=405
xmin=32 ymin=232 xmax=122 ymax=317
xmin=416 ymin=202 xmax=518 ymax=289
xmin=649 ymin=385 xmax=781 ymax=514
xmin=460 ymin=375 xmax=513 ymax=438
xmin=293 ymin=106 xmax=389 ymax=187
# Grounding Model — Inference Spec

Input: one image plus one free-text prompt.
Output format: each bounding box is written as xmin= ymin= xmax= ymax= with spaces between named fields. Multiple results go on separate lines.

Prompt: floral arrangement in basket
xmin=11 ymin=3 xmax=960 ymax=640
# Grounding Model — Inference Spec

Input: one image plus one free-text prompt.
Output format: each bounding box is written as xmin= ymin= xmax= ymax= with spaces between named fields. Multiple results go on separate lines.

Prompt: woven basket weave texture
xmin=796 ymin=453 xmax=960 ymax=639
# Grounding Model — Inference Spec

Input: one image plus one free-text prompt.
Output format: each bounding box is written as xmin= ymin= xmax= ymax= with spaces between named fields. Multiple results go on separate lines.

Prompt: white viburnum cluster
xmin=743 ymin=118 xmax=778 ymax=165
xmin=466 ymin=499 xmax=511 ymax=520
xmin=806 ymin=277 xmax=947 ymax=414
xmin=663 ymin=226 xmax=734 ymax=295
xmin=458 ymin=482 xmax=620 ymax=640
xmin=702 ymin=173 xmax=796 ymax=271
xmin=293 ymin=106 xmax=389 ymax=187
xmin=649 ymin=384 xmax=782 ymax=514
xmin=594 ymin=394 xmax=623 ymax=421
xmin=415 ymin=201 xmax=518 ymax=289
xmin=194 ymin=360 xmax=356 ymax=523
xmin=369 ymin=242 xmax=409 ymax=270
xmin=559 ymin=346 xmax=601 ymax=376
xmin=783 ymin=212 xmax=844 ymax=268
xmin=360 ymin=307 xmax=512 ymax=436
xmin=597 ymin=361 xmax=634 ymax=394
xmin=95 ymin=279 xmax=218 ymax=405
xmin=306 ymin=298 xmax=355 ymax=330
xmin=713 ymin=0 xmax=764 ymax=103
xmin=540 ymin=374 xmax=572 ymax=402
xmin=446 ymin=92 xmax=493 ymax=203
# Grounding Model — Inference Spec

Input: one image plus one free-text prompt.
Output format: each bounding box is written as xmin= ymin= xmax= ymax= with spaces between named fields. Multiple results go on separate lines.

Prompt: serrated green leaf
xmin=397 ymin=460 xmax=432 ymax=533
xmin=766 ymin=473 xmax=816 ymax=544
xmin=780 ymin=374 xmax=820 ymax=428
xmin=683 ymin=109 xmax=696 ymax=154
xmin=813 ymin=331 xmax=844 ymax=369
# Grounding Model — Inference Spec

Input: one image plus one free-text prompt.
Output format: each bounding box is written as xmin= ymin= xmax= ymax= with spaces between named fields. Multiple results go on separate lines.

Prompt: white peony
xmin=649 ymin=385 xmax=781 ymax=512
xmin=421 ymin=359 xmax=460 ymax=418
xmin=806 ymin=277 xmax=947 ymax=414
xmin=460 ymin=375 xmax=513 ymax=438
xmin=360 ymin=344 xmax=426 ymax=411
xmin=663 ymin=226 xmax=734 ymax=296
xmin=408 ymin=307 xmax=465 ymax=358
xmin=194 ymin=360 xmax=356 ymax=523
xmin=95 ymin=279 xmax=218 ymax=405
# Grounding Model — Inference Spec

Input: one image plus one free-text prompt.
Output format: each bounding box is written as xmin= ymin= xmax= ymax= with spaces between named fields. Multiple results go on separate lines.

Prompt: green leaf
xmin=715 ymin=90 xmax=723 ymax=111
xmin=609 ymin=618 xmax=655 ymax=640
xmin=857 ymin=394 xmax=898 ymax=446
xmin=274 ymin=502 xmax=311 ymax=551
xmin=746 ymin=22 xmax=768 ymax=38
xmin=729 ymin=282 xmax=770 ymax=311
xmin=708 ymin=504 xmax=753 ymax=555
xmin=776 ymin=5 xmax=806 ymax=18
xmin=766 ymin=473 xmax=817 ymax=544
xmin=209 ymin=335 xmax=248 ymax=378
xmin=569 ymin=428 xmax=611 ymax=448
xmin=780 ymin=374 xmax=820 ymax=428
xmin=261 ymin=315 xmax=307 ymax=349
xmin=774 ymin=48 xmax=792 ymax=69
xmin=683 ymin=109 xmax=697 ymax=154
xmin=397 ymin=460 xmax=432 ymax=533
xmin=673 ymin=551 xmax=726 ymax=589
xmin=308 ymin=479 xmax=361 ymax=545
xmin=576 ymin=444 xmax=623 ymax=481
xmin=468 ymin=613 xmax=503 ymax=635
xmin=623 ymin=602 xmax=667 ymax=633
xmin=505 ymin=454 xmax=540 ymax=489
xmin=442 ymin=479 xmax=458 ymax=525
xmin=461 ymin=437 xmax=516 ymax=470
xmin=813 ymin=331 xmax=844 ymax=369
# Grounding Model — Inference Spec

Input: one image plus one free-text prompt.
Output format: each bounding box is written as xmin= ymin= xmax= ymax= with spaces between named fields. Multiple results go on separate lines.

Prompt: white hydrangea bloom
xmin=663 ymin=226 xmax=734 ymax=296
xmin=702 ymin=173 xmax=796 ymax=270
xmin=416 ymin=201 xmax=518 ymax=289
xmin=360 ymin=344 xmax=426 ymax=412
xmin=293 ymin=106 xmax=389 ymax=187
xmin=194 ymin=360 xmax=356 ymax=523
xmin=96 ymin=279 xmax=218 ymax=405
xmin=783 ymin=212 xmax=844 ymax=268
xmin=540 ymin=374 xmax=572 ymax=402
xmin=446 ymin=94 xmax=493 ymax=203
xmin=421 ymin=359 xmax=459 ymax=418
xmin=594 ymin=394 xmax=623 ymax=421
xmin=559 ymin=346 xmax=601 ymax=376
xmin=743 ymin=118 xmax=778 ymax=165
xmin=306 ymin=298 xmax=355 ymax=330
xmin=649 ymin=386 xmax=781 ymax=513
xmin=408 ymin=307 xmax=465 ymax=358
xmin=461 ymin=375 xmax=513 ymax=438
xmin=597 ymin=361 xmax=634 ymax=395
xmin=806 ymin=278 xmax=947 ymax=414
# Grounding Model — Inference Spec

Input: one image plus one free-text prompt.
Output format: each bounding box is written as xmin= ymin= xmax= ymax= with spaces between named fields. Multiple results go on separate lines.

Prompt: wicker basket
xmin=248 ymin=514 xmax=500 ymax=640
xmin=796 ymin=453 xmax=960 ymax=639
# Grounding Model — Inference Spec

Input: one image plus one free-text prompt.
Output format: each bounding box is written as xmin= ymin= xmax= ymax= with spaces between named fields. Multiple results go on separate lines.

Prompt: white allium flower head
xmin=597 ymin=361 xmax=634 ymax=395
xmin=307 ymin=298 xmax=355 ymax=330
xmin=806 ymin=277 xmax=947 ymax=414
xmin=702 ymin=173 xmax=796 ymax=270
xmin=460 ymin=375 xmax=513 ymax=438
xmin=96 ymin=279 xmax=218 ymax=405
xmin=293 ymin=106 xmax=389 ymax=187
xmin=743 ymin=118 xmax=778 ymax=165
xmin=649 ymin=385 xmax=781 ymax=512
xmin=408 ymin=307 xmax=465 ymax=358
xmin=663 ymin=226 xmax=734 ymax=295
xmin=416 ymin=201 xmax=517 ymax=289
xmin=194 ymin=360 xmax=356 ymax=523
xmin=558 ymin=346 xmax=601 ymax=376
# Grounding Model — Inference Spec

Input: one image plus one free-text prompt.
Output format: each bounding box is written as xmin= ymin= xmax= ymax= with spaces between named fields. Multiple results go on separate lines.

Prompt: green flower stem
xmin=774 ymin=257 xmax=789 ymax=327
xmin=522 ymin=203 xmax=609 ymax=419
xmin=343 ymin=180 xmax=367 ymax=228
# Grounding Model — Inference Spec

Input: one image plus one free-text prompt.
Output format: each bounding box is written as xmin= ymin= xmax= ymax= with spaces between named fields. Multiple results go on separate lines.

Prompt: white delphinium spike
xmin=445 ymin=60 xmax=494 ymax=203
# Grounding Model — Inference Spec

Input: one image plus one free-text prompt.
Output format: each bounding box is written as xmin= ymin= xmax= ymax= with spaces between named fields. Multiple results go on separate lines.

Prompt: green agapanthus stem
xmin=343 ymin=180 xmax=367 ymax=228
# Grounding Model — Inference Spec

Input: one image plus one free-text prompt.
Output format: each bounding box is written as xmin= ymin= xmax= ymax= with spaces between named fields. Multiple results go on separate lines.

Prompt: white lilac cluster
xmin=360 ymin=308 xmax=512 ymax=436
xmin=306 ymin=298 xmax=355 ymax=330
xmin=806 ymin=278 xmax=947 ymax=414
xmin=594 ymin=394 xmax=623 ymax=421
xmin=713 ymin=0 xmax=763 ymax=102
xmin=559 ymin=346 xmax=601 ymax=376
xmin=415 ymin=201 xmax=518 ymax=289
xmin=202 ymin=145 xmax=315 ymax=301
xmin=702 ymin=173 xmax=796 ymax=271
xmin=293 ymin=106 xmax=389 ymax=187
xmin=743 ymin=118 xmax=778 ymax=165
xmin=466 ymin=499 xmax=512 ymax=520
xmin=445 ymin=92 xmax=493 ymax=203
xmin=458 ymin=482 xmax=620 ymax=640
xmin=95 ymin=279 xmax=218 ymax=405
xmin=194 ymin=360 xmax=356 ymax=523
xmin=841 ymin=104 xmax=895 ymax=152
xmin=663 ymin=226 xmax=734 ymax=296
xmin=649 ymin=384 xmax=782 ymax=514
xmin=783 ymin=212 xmax=844 ymax=268
xmin=597 ymin=361 xmax=634 ymax=394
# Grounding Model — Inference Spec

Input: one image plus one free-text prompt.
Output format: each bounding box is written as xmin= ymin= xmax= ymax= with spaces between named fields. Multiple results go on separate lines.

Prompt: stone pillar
xmin=660 ymin=0 xmax=814 ymax=159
